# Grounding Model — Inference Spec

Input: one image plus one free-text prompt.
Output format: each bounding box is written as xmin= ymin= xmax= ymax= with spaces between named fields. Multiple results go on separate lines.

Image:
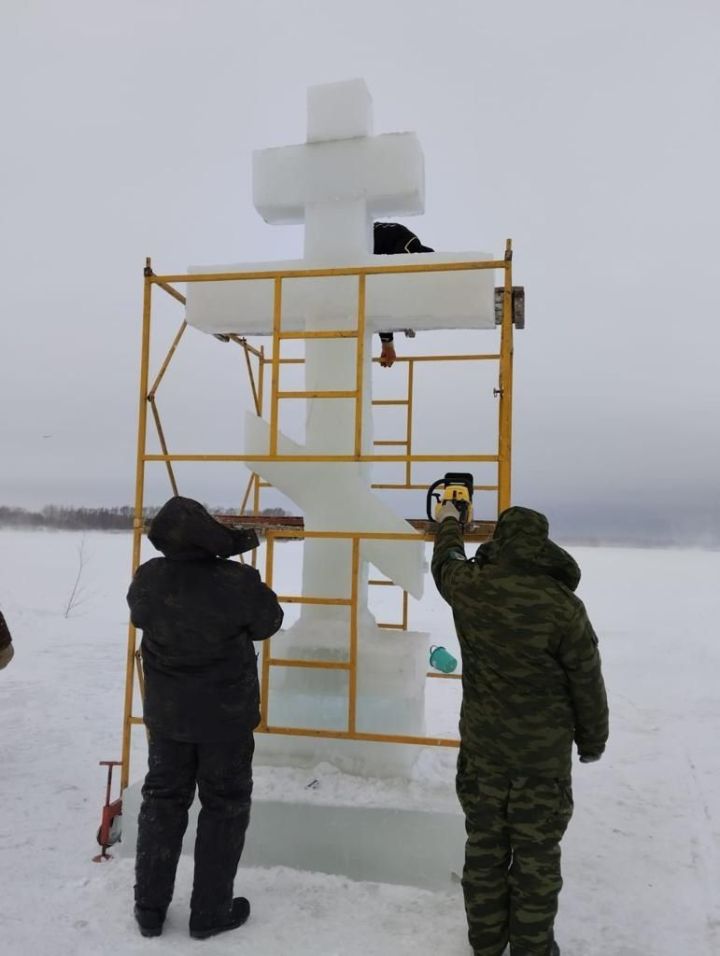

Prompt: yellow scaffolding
xmin=120 ymin=245 xmax=519 ymax=790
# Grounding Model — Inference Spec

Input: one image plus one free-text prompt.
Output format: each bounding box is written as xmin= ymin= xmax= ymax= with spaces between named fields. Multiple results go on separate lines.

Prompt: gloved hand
xmin=379 ymin=342 xmax=396 ymax=368
xmin=0 ymin=644 xmax=14 ymax=670
xmin=579 ymin=753 xmax=602 ymax=764
xmin=231 ymin=528 xmax=260 ymax=555
xmin=435 ymin=501 xmax=465 ymax=523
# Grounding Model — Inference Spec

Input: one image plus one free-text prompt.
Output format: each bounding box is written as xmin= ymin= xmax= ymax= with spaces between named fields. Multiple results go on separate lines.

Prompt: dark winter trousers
xmin=135 ymin=732 xmax=254 ymax=920
xmin=456 ymin=752 xmax=573 ymax=956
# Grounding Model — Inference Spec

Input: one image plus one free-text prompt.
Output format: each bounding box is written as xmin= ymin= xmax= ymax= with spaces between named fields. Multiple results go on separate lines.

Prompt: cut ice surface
xmin=306 ymin=78 xmax=373 ymax=142
xmin=253 ymin=134 xmax=425 ymax=224
xmin=186 ymin=252 xmax=497 ymax=336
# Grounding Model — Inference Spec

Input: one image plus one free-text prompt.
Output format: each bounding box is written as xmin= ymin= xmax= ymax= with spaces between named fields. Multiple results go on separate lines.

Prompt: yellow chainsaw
xmin=426 ymin=472 xmax=474 ymax=524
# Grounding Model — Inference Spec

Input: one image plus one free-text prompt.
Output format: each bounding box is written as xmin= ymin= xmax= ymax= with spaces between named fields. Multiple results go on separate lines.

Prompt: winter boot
xmin=134 ymin=904 xmax=166 ymax=938
xmin=189 ymin=897 xmax=250 ymax=940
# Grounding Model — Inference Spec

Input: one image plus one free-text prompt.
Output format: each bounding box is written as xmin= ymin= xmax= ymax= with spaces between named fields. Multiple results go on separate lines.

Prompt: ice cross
xmin=253 ymin=79 xmax=424 ymax=265
xmin=185 ymin=78 xmax=497 ymax=625
xmin=249 ymin=79 xmax=427 ymax=613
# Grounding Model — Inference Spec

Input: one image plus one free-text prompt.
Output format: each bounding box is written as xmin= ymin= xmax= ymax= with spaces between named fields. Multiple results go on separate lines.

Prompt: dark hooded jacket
xmin=0 ymin=611 xmax=11 ymax=652
xmin=127 ymin=497 xmax=283 ymax=742
xmin=432 ymin=507 xmax=608 ymax=777
xmin=373 ymin=221 xmax=433 ymax=256
xmin=0 ymin=610 xmax=13 ymax=669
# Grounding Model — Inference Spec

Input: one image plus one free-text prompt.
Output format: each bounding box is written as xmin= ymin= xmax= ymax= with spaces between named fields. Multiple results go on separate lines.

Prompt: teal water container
xmin=429 ymin=645 xmax=458 ymax=674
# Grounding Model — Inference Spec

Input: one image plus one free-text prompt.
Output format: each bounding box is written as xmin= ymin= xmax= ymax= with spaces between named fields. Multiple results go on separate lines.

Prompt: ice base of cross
xmin=255 ymin=619 xmax=429 ymax=778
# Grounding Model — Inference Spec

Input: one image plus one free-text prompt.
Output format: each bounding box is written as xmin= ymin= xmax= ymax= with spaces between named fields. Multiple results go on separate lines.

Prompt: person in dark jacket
xmin=0 ymin=610 xmax=13 ymax=670
xmin=373 ymin=221 xmax=434 ymax=367
xmin=432 ymin=504 xmax=609 ymax=956
xmin=127 ymin=497 xmax=283 ymax=940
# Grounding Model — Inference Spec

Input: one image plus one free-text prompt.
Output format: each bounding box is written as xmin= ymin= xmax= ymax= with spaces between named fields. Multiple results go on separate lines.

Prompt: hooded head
xmin=148 ymin=497 xmax=259 ymax=560
xmin=373 ymin=221 xmax=434 ymax=254
xmin=475 ymin=506 xmax=581 ymax=591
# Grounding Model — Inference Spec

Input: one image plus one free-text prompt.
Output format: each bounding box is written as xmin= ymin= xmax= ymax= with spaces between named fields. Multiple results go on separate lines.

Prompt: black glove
xmin=579 ymin=753 xmax=602 ymax=764
xmin=230 ymin=528 xmax=260 ymax=555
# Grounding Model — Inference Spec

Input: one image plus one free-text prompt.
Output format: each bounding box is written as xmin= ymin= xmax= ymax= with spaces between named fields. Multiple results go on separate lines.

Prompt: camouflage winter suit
xmin=432 ymin=507 xmax=608 ymax=956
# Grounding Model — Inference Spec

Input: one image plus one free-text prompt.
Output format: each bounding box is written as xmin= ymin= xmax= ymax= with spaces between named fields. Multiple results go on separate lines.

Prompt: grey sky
xmin=1 ymin=0 xmax=718 ymax=541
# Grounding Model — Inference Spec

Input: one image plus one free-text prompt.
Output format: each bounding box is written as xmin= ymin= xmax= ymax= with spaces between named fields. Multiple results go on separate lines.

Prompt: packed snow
xmin=0 ymin=529 xmax=719 ymax=955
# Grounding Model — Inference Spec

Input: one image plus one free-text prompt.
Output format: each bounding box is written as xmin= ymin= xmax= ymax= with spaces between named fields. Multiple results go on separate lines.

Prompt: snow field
xmin=0 ymin=530 xmax=718 ymax=954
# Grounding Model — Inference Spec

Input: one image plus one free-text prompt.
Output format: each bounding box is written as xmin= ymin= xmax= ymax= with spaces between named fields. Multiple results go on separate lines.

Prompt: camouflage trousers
xmin=456 ymin=750 xmax=574 ymax=956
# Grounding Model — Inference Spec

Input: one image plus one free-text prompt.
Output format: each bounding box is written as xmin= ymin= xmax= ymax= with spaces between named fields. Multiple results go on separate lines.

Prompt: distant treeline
xmin=0 ymin=505 xmax=288 ymax=531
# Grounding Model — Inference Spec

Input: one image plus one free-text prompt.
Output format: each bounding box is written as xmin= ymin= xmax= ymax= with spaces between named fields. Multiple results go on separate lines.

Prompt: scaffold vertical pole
xmin=497 ymin=241 xmax=514 ymax=513
xmin=121 ymin=260 xmax=154 ymax=792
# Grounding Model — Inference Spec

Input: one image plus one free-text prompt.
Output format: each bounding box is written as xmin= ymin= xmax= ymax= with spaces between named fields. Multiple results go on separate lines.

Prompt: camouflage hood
xmin=476 ymin=506 xmax=581 ymax=591
xmin=148 ymin=496 xmax=259 ymax=561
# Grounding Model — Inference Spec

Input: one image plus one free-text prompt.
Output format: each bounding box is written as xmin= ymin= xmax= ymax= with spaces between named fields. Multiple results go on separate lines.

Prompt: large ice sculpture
xmin=185 ymin=79 xmax=496 ymax=775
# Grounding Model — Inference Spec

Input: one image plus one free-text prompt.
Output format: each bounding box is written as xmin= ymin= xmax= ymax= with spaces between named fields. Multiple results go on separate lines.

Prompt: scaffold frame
xmin=120 ymin=244 xmax=518 ymax=790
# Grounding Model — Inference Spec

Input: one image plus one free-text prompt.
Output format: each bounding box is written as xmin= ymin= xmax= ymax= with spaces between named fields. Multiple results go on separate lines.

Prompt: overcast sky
xmin=1 ymin=0 xmax=718 ymax=542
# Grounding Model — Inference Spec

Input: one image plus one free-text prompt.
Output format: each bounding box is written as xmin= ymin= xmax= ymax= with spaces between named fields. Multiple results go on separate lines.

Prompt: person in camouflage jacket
xmin=0 ymin=609 xmax=14 ymax=670
xmin=432 ymin=505 xmax=608 ymax=956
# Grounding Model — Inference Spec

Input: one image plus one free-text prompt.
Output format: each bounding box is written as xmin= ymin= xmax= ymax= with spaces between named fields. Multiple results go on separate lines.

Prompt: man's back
xmin=130 ymin=556 xmax=282 ymax=743
xmin=130 ymin=557 xmax=281 ymax=657
xmin=127 ymin=497 xmax=283 ymax=743
xmin=432 ymin=507 xmax=608 ymax=777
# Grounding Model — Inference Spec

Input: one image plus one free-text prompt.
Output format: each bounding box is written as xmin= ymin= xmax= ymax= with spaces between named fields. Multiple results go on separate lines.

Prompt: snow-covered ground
xmin=0 ymin=529 xmax=718 ymax=955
